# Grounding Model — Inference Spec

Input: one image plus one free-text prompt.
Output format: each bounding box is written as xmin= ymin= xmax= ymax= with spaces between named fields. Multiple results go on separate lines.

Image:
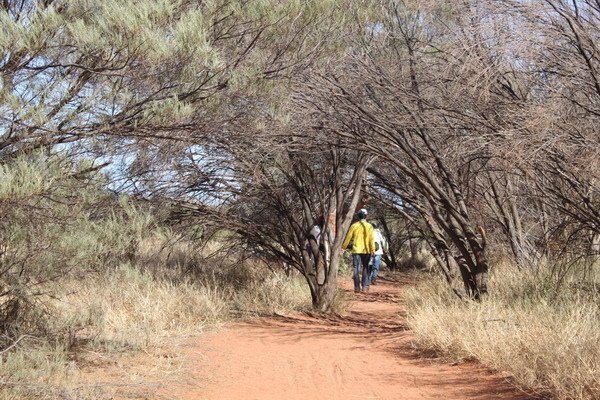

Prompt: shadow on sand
xmin=239 ymin=280 xmax=546 ymax=400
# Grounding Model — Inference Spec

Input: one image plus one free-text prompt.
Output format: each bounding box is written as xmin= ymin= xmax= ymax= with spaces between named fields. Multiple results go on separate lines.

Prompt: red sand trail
xmin=167 ymin=278 xmax=535 ymax=400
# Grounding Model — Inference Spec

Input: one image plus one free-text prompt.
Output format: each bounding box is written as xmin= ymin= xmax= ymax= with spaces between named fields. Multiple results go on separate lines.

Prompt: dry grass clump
xmin=395 ymin=250 xmax=437 ymax=271
xmin=405 ymin=263 xmax=600 ymax=399
xmin=0 ymin=263 xmax=228 ymax=398
xmin=0 ymin=261 xmax=312 ymax=399
xmin=233 ymin=272 xmax=311 ymax=315
xmin=54 ymin=264 xmax=231 ymax=351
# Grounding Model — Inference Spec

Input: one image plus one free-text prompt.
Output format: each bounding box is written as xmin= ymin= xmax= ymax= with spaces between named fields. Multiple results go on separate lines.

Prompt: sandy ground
xmin=166 ymin=277 xmax=538 ymax=400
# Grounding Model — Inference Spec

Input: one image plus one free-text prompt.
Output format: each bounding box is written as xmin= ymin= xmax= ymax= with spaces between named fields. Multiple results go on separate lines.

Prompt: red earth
xmin=167 ymin=277 xmax=539 ymax=400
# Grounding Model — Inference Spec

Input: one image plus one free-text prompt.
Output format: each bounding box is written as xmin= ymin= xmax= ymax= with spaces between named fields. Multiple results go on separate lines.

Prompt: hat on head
xmin=357 ymin=208 xmax=368 ymax=218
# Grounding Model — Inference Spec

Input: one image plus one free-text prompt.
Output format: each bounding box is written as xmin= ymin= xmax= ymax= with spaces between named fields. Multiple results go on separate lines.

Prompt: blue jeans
xmin=353 ymin=254 xmax=372 ymax=291
xmin=370 ymin=254 xmax=382 ymax=283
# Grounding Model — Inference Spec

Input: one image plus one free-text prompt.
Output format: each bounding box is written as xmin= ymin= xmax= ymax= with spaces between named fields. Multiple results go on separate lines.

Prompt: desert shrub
xmin=0 ymin=154 xmax=328 ymax=399
xmin=0 ymin=153 xmax=158 ymax=338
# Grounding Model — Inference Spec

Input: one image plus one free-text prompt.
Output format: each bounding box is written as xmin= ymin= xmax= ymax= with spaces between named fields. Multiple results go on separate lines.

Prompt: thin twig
xmin=0 ymin=334 xmax=32 ymax=355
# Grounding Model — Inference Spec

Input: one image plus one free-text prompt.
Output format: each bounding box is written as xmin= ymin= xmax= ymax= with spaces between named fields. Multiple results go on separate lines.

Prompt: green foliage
xmin=0 ymin=153 xmax=155 ymax=334
xmin=1 ymin=0 xmax=359 ymax=160
xmin=0 ymin=156 xmax=61 ymax=200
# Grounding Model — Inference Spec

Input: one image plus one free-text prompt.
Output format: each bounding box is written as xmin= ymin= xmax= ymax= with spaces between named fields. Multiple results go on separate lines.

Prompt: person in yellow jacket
xmin=342 ymin=208 xmax=376 ymax=292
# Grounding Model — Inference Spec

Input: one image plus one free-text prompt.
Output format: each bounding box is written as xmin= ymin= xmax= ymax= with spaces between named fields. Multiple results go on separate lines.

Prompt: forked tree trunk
xmin=315 ymin=251 xmax=342 ymax=312
xmin=298 ymin=155 xmax=371 ymax=312
xmin=455 ymin=249 xmax=489 ymax=300
xmin=303 ymin=237 xmax=343 ymax=311
xmin=449 ymin=225 xmax=489 ymax=300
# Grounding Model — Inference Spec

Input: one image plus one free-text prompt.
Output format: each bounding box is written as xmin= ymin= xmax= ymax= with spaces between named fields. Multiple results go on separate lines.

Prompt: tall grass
xmin=53 ymin=264 xmax=230 ymax=351
xmin=405 ymin=262 xmax=600 ymax=399
xmin=0 ymin=153 xmax=318 ymax=400
xmin=0 ymin=262 xmax=311 ymax=399
xmin=0 ymin=155 xmax=313 ymax=399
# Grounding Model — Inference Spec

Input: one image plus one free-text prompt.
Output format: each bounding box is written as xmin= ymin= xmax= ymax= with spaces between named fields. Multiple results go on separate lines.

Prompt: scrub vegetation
xmin=405 ymin=262 xmax=600 ymax=399
xmin=1 ymin=0 xmax=599 ymax=398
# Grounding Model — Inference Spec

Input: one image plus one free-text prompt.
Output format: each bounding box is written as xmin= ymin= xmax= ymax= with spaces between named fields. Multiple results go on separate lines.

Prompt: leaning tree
xmin=0 ymin=0 xmax=366 ymax=326
xmin=196 ymin=123 xmax=371 ymax=311
xmin=294 ymin=1 xmax=540 ymax=298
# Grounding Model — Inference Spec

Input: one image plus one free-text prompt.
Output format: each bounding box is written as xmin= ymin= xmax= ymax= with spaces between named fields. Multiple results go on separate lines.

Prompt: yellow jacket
xmin=342 ymin=220 xmax=375 ymax=254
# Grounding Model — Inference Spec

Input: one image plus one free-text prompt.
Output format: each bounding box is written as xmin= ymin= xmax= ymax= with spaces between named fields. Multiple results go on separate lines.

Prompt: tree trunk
xmin=454 ymin=254 xmax=488 ymax=300
xmin=306 ymin=249 xmax=341 ymax=312
xmin=303 ymin=168 xmax=365 ymax=313
xmin=380 ymin=216 xmax=398 ymax=270
xmin=591 ymin=232 xmax=600 ymax=267
xmin=314 ymin=273 xmax=338 ymax=312
xmin=409 ymin=236 xmax=417 ymax=261
xmin=592 ymin=233 xmax=600 ymax=253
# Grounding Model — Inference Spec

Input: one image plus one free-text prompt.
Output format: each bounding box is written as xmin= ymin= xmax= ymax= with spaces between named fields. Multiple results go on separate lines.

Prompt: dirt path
xmin=169 ymin=278 xmax=534 ymax=400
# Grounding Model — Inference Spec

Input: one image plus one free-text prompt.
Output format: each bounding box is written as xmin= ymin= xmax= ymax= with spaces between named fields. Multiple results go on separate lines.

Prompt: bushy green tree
xmin=0 ymin=0 xmax=348 ymax=159
xmin=0 ymin=152 xmax=156 ymax=336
